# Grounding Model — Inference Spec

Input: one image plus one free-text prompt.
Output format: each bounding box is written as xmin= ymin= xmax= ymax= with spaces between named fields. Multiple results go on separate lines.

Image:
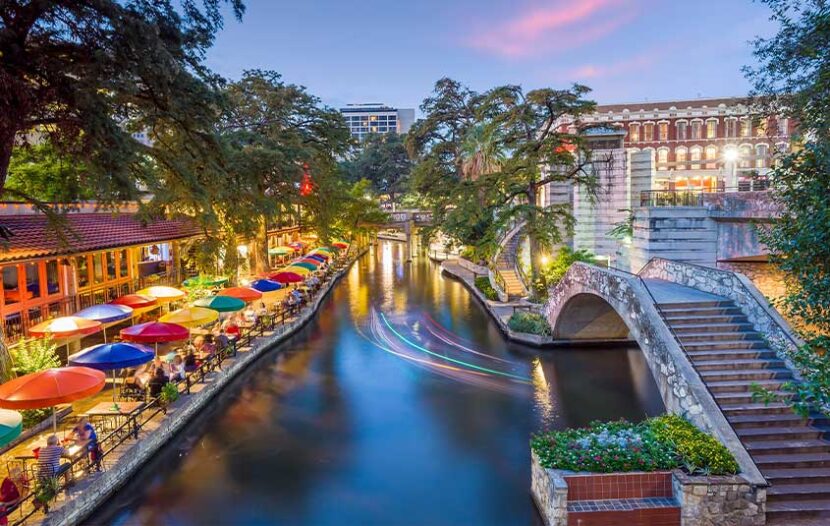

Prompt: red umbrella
xmin=120 ymin=321 xmax=189 ymax=343
xmin=270 ymin=271 xmax=304 ymax=284
xmin=28 ymin=317 xmax=102 ymax=338
xmin=218 ymin=286 xmax=263 ymax=302
xmin=300 ymin=258 xmax=322 ymax=267
xmin=288 ymin=241 xmax=306 ymax=250
xmin=0 ymin=367 xmax=106 ymax=430
xmin=110 ymin=294 xmax=158 ymax=309
xmin=332 ymin=242 xmax=349 ymax=249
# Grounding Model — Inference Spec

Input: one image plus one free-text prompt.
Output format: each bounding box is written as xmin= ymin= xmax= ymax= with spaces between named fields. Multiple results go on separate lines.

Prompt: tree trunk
xmin=527 ymin=185 xmax=540 ymax=287
xmin=253 ymin=219 xmax=269 ymax=275
xmin=0 ymin=128 xmax=15 ymax=196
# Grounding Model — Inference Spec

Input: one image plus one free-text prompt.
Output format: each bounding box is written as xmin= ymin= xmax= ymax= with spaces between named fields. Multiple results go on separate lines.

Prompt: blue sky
xmin=207 ymin=0 xmax=775 ymax=113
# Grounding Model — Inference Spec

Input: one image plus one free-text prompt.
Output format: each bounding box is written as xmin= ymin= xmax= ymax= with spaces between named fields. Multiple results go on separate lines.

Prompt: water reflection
xmin=93 ymin=242 xmax=664 ymax=526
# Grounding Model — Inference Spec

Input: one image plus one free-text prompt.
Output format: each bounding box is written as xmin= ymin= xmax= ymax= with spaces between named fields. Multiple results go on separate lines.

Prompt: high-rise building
xmin=340 ymin=103 xmax=415 ymax=141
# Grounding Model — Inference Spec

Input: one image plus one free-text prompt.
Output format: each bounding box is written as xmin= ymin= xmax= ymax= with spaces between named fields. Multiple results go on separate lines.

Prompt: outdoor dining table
xmin=84 ymin=401 xmax=145 ymax=439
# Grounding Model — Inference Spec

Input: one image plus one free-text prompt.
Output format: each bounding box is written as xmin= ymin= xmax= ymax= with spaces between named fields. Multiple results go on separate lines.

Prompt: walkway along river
xmin=89 ymin=241 xmax=665 ymax=526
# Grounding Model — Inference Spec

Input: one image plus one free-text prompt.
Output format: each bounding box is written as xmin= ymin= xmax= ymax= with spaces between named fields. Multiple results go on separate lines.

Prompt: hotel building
xmin=340 ymin=103 xmax=415 ymax=141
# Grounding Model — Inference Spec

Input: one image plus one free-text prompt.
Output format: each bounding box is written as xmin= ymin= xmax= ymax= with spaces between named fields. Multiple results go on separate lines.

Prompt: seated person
xmin=170 ymin=355 xmax=186 ymax=381
xmin=36 ymin=435 xmax=70 ymax=482
xmin=71 ymin=417 xmax=98 ymax=457
xmin=223 ymin=319 xmax=240 ymax=339
xmin=0 ymin=466 xmax=24 ymax=522
xmin=184 ymin=349 xmax=198 ymax=371
xmin=215 ymin=330 xmax=230 ymax=353
xmin=203 ymin=334 xmax=217 ymax=356
xmin=148 ymin=368 xmax=168 ymax=398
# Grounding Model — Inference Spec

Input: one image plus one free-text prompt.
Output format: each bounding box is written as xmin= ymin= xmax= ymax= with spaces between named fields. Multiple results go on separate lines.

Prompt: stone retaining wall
xmin=43 ymin=251 xmax=365 ymax=526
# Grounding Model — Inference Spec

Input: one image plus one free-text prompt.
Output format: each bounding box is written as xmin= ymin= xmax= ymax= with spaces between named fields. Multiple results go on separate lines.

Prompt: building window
xmin=106 ymin=252 xmax=116 ymax=281
xmin=657 ymin=148 xmax=669 ymax=169
xmin=25 ymin=263 xmax=40 ymax=299
xmin=46 ymin=260 xmax=60 ymax=295
xmin=643 ymin=123 xmax=654 ymax=141
xmin=691 ymin=120 xmax=702 ymax=139
xmin=690 ymin=146 xmax=702 ymax=168
xmin=676 ymin=121 xmax=688 ymax=140
xmin=658 ymin=122 xmax=669 ymax=141
xmin=119 ymin=249 xmax=129 ymax=278
xmin=675 ymin=147 xmax=687 ymax=169
xmin=776 ymin=117 xmax=788 ymax=136
xmin=76 ymin=256 xmax=89 ymax=288
xmin=739 ymin=144 xmax=752 ymax=168
xmin=92 ymin=254 xmax=104 ymax=284
xmin=629 ymin=123 xmax=640 ymax=142
xmin=725 ymin=118 xmax=737 ymax=138
xmin=2 ymin=266 xmax=20 ymax=305
xmin=755 ymin=118 xmax=767 ymax=137
xmin=705 ymin=145 xmax=718 ymax=168
xmin=740 ymin=118 xmax=751 ymax=137
xmin=756 ymin=144 xmax=769 ymax=168
xmin=706 ymin=119 xmax=718 ymax=139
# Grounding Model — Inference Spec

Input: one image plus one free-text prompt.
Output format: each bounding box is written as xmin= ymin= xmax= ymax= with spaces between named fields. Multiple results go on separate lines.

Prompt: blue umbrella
xmin=69 ymin=343 xmax=154 ymax=401
xmin=76 ymin=304 xmax=133 ymax=324
xmin=306 ymin=254 xmax=327 ymax=263
xmin=0 ymin=409 xmax=22 ymax=447
xmin=249 ymin=279 xmax=283 ymax=293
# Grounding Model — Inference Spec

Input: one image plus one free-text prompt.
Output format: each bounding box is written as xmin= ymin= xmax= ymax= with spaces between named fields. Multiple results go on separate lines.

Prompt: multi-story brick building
xmin=581 ymin=97 xmax=794 ymax=194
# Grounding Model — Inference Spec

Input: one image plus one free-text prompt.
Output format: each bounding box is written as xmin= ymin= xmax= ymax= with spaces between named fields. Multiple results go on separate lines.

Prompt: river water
xmin=91 ymin=242 xmax=664 ymax=526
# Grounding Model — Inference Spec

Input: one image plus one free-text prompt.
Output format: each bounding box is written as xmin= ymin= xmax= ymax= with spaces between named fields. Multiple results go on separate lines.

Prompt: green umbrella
xmin=289 ymin=261 xmax=318 ymax=271
xmin=193 ymin=295 xmax=245 ymax=313
xmin=0 ymin=409 xmax=21 ymax=447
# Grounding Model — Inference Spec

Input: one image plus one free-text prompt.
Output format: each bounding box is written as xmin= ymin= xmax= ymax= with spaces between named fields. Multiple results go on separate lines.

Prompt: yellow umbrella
xmin=159 ymin=307 xmax=219 ymax=328
xmin=283 ymin=266 xmax=311 ymax=275
xmin=137 ymin=286 xmax=186 ymax=303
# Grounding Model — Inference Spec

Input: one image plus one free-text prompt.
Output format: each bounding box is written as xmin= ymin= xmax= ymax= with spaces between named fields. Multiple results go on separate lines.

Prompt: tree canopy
xmin=342 ymin=133 xmax=412 ymax=204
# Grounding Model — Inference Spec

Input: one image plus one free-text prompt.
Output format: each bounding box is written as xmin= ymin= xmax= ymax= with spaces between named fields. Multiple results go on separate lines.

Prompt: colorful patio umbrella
xmin=288 ymin=241 xmax=306 ymax=250
xmin=270 ymin=271 xmax=304 ymax=284
xmin=182 ymin=276 xmax=228 ymax=288
xmin=288 ymin=261 xmax=318 ymax=272
xmin=283 ymin=265 xmax=311 ymax=275
xmin=76 ymin=304 xmax=133 ymax=324
xmin=332 ymin=241 xmax=349 ymax=249
xmin=136 ymin=286 xmax=186 ymax=302
xmin=110 ymin=294 xmax=158 ymax=309
xmin=268 ymin=246 xmax=296 ymax=256
xmin=249 ymin=279 xmax=283 ymax=293
xmin=300 ymin=258 xmax=322 ymax=266
xmin=0 ymin=409 xmax=22 ymax=447
xmin=193 ymin=295 xmax=245 ymax=313
xmin=0 ymin=367 xmax=106 ymax=430
xmin=306 ymin=254 xmax=327 ymax=263
xmin=218 ymin=286 xmax=263 ymax=302
xmin=69 ymin=343 xmax=155 ymax=401
xmin=160 ymin=307 xmax=219 ymax=328
xmin=315 ymin=247 xmax=332 ymax=253
xmin=120 ymin=322 xmax=189 ymax=353
xmin=28 ymin=316 xmax=102 ymax=338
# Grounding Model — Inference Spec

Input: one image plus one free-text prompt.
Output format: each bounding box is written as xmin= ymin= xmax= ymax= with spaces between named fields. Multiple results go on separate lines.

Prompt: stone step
xmin=699 ymin=368 xmax=793 ymax=382
xmin=766 ymin=498 xmax=830 ymax=521
xmin=692 ymin=358 xmax=787 ymax=371
xmin=661 ymin=307 xmax=745 ymax=318
xmin=677 ymin=331 xmax=763 ymax=343
xmin=721 ymin=402 xmax=795 ymax=416
xmin=768 ymin=483 xmax=830 ymax=501
xmin=765 ymin=468 xmax=830 ymax=486
xmin=728 ymin=413 xmax=829 ymax=429
xmin=744 ymin=438 xmax=830 ymax=456
xmin=682 ymin=340 xmax=768 ymax=351
xmin=708 ymin=378 xmax=786 ymax=394
xmin=736 ymin=425 xmax=826 ymax=441
xmin=754 ymin=453 xmax=830 ymax=469
xmin=687 ymin=349 xmax=779 ymax=361
xmin=714 ymin=390 xmax=791 ymax=405
xmin=658 ymin=300 xmax=733 ymax=310
xmin=664 ymin=314 xmax=749 ymax=326
xmin=671 ymin=323 xmax=755 ymax=334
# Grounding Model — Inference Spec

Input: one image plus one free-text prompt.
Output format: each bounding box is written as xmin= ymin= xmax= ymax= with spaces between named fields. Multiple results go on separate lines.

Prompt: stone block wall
xmin=531 ymin=451 xmax=568 ymax=526
xmin=673 ymin=471 xmax=766 ymax=526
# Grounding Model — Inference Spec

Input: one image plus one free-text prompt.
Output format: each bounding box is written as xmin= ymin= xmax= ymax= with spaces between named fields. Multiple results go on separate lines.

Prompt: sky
xmin=206 ymin=0 xmax=776 ymax=113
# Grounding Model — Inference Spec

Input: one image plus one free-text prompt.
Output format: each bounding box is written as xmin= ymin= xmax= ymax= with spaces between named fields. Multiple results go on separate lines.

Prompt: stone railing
xmin=543 ymin=263 xmax=766 ymax=489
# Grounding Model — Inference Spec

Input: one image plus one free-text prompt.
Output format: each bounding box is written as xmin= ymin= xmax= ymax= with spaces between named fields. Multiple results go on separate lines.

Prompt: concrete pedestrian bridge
xmin=544 ymin=258 xmax=830 ymax=523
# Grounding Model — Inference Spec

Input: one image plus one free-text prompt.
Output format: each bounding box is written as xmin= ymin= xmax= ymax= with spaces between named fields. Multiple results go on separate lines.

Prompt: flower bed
xmin=507 ymin=311 xmax=552 ymax=336
xmin=474 ymin=276 xmax=499 ymax=301
xmin=531 ymin=415 xmax=738 ymax=476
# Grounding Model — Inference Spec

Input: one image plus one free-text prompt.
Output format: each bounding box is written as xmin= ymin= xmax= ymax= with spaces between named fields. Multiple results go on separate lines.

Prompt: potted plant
xmin=33 ymin=477 xmax=60 ymax=513
xmin=159 ymin=382 xmax=180 ymax=408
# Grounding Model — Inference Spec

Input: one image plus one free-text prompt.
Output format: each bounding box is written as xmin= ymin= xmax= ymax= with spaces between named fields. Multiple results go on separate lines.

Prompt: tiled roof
xmin=0 ymin=213 xmax=202 ymax=263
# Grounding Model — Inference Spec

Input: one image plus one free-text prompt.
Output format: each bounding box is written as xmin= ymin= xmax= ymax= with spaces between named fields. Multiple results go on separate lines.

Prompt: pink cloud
xmin=567 ymin=50 xmax=659 ymax=79
xmin=465 ymin=0 xmax=638 ymax=58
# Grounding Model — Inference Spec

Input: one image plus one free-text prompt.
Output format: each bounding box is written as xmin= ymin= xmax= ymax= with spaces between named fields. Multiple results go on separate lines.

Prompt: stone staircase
xmin=657 ymin=297 xmax=830 ymax=524
xmin=495 ymin=229 xmax=527 ymax=300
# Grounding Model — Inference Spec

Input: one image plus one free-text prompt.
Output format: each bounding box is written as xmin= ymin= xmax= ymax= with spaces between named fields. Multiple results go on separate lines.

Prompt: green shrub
xmin=649 ymin=415 xmax=739 ymax=475
xmin=474 ymin=277 xmax=499 ymax=301
xmin=508 ymin=311 xmax=551 ymax=336
xmin=532 ymin=247 xmax=596 ymax=300
xmin=531 ymin=415 xmax=739 ymax=476
xmin=160 ymin=383 xmax=180 ymax=406
xmin=10 ymin=337 xmax=60 ymax=376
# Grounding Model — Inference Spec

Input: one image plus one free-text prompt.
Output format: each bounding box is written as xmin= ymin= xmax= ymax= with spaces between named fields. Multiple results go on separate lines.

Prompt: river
xmin=91 ymin=241 xmax=665 ymax=526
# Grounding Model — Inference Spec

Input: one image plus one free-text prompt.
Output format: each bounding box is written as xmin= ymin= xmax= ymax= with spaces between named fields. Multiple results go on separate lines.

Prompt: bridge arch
xmin=552 ymin=293 xmax=630 ymax=341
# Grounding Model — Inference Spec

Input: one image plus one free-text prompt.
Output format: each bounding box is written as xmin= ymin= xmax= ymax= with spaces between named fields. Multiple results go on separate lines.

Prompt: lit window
xmin=706 ymin=119 xmax=717 ymax=139
xmin=725 ymin=118 xmax=737 ymax=138
xmin=705 ymin=145 xmax=718 ymax=168
xmin=25 ymin=263 xmax=41 ymax=299
xmin=690 ymin=146 xmax=702 ymax=168
xmin=740 ymin=118 xmax=751 ymax=137
xmin=739 ymin=145 xmax=752 ymax=168
xmin=76 ymin=256 xmax=89 ymax=288
xmin=2 ymin=266 xmax=19 ymax=305
xmin=755 ymin=119 xmax=767 ymax=137
xmin=675 ymin=147 xmax=687 ymax=169
xmin=657 ymin=148 xmax=669 ymax=169
xmin=691 ymin=121 xmax=702 ymax=139
xmin=643 ymin=123 xmax=654 ymax=141
xmin=629 ymin=123 xmax=640 ymax=142
xmin=756 ymin=144 xmax=769 ymax=168
xmin=46 ymin=260 xmax=60 ymax=295
xmin=676 ymin=121 xmax=687 ymax=140
xmin=658 ymin=122 xmax=668 ymax=141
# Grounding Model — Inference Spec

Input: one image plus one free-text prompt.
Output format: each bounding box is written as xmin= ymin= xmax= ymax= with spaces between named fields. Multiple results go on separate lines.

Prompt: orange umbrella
xmin=0 ymin=367 xmax=106 ymax=430
xmin=110 ymin=294 xmax=158 ymax=309
xmin=218 ymin=286 xmax=262 ymax=302
xmin=28 ymin=317 xmax=102 ymax=338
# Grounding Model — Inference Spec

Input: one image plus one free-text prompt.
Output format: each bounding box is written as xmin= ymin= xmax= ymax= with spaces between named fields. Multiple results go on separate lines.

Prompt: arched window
xmin=658 ymin=122 xmax=669 ymax=141
xmin=675 ymin=147 xmax=687 ymax=170
xmin=706 ymin=118 xmax=718 ymax=139
xmin=705 ymin=145 xmax=718 ymax=169
xmin=629 ymin=123 xmax=640 ymax=142
xmin=725 ymin=117 xmax=738 ymax=138
xmin=690 ymin=146 xmax=702 ymax=168
xmin=643 ymin=122 xmax=654 ymax=142
xmin=691 ymin=120 xmax=703 ymax=139
xmin=657 ymin=148 xmax=669 ymax=170
xmin=755 ymin=144 xmax=769 ymax=168
xmin=740 ymin=117 xmax=752 ymax=137
xmin=739 ymin=144 xmax=752 ymax=168
xmin=676 ymin=120 xmax=688 ymax=140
